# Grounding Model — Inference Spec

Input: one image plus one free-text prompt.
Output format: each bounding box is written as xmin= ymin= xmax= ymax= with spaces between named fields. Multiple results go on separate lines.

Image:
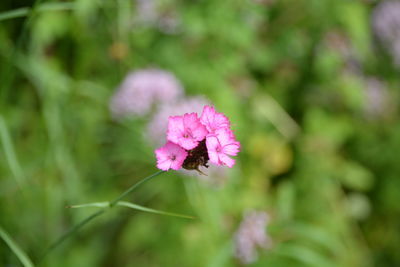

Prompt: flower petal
xmin=157 ymin=159 xmax=172 ymax=171
xmin=184 ymin=112 xmax=208 ymax=141
xmin=215 ymin=128 xmax=235 ymax=146
xmin=179 ymin=137 xmax=198 ymax=150
xmin=206 ymin=135 xmax=220 ymax=151
xmin=155 ymin=142 xmax=187 ymax=171
xmin=200 ymin=105 xmax=230 ymax=133
xmin=223 ymin=142 xmax=240 ymax=156
xmin=219 ymin=154 xmax=235 ymax=167
xmin=167 ymin=116 xmax=184 ymax=144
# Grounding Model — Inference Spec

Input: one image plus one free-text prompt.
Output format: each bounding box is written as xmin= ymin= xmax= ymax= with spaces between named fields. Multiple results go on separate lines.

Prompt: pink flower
xmin=200 ymin=105 xmax=230 ymax=133
xmin=155 ymin=142 xmax=188 ymax=171
xmin=167 ymin=113 xmax=208 ymax=150
xmin=206 ymin=128 xmax=240 ymax=168
xmin=154 ymin=105 xmax=240 ymax=173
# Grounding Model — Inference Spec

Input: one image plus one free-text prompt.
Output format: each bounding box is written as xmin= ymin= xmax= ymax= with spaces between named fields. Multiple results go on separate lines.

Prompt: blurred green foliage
xmin=0 ymin=0 xmax=399 ymax=266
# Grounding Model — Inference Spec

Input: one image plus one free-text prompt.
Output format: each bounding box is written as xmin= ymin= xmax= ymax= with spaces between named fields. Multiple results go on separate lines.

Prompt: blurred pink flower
xmin=206 ymin=128 xmax=240 ymax=168
xmin=234 ymin=211 xmax=271 ymax=265
xmin=155 ymin=141 xmax=188 ymax=171
xmin=110 ymin=69 xmax=183 ymax=119
xmin=167 ymin=113 xmax=208 ymax=150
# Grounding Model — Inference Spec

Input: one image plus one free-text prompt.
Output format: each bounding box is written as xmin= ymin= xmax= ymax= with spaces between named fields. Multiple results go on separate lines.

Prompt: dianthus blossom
xmin=155 ymin=105 xmax=240 ymax=172
xmin=155 ymin=142 xmax=188 ymax=171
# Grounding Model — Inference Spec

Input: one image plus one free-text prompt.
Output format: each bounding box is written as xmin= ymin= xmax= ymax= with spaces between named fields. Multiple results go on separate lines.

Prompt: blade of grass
xmin=0 ymin=3 xmax=75 ymax=22
xmin=42 ymin=209 xmax=106 ymax=257
xmin=0 ymin=115 xmax=25 ymax=187
xmin=69 ymin=200 xmax=195 ymax=219
xmin=68 ymin=202 xmax=110 ymax=209
xmin=117 ymin=201 xmax=195 ymax=219
xmin=0 ymin=225 xmax=34 ymax=267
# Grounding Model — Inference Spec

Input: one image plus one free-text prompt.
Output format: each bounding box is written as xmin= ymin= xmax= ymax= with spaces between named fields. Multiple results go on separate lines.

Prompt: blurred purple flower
xmin=134 ymin=0 xmax=180 ymax=34
xmin=135 ymin=0 xmax=158 ymax=24
xmin=372 ymin=0 xmax=400 ymax=66
xmin=110 ymin=69 xmax=183 ymax=119
xmin=234 ymin=211 xmax=271 ymax=265
xmin=364 ymin=77 xmax=391 ymax=119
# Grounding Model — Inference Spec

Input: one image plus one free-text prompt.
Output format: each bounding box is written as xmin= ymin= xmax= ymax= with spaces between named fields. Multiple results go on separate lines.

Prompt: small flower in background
xmin=109 ymin=69 xmax=183 ymax=119
xmin=234 ymin=211 xmax=271 ymax=265
xmin=133 ymin=0 xmax=181 ymax=34
xmin=372 ymin=0 xmax=400 ymax=66
xmin=155 ymin=141 xmax=188 ymax=171
xmin=154 ymin=105 xmax=240 ymax=173
xmin=134 ymin=0 xmax=158 ymax=25
xmin=363 ymin=77 xmax=392 ymax=119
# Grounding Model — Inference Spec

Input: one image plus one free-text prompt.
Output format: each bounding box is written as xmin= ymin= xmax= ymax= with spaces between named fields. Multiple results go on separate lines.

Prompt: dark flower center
xmin=182 ymin=139 xmax=209 ymax=171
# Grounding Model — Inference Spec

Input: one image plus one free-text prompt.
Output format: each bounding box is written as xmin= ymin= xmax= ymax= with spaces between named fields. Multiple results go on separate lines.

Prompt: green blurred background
xmin=1 ymin=0 xmax=400 ymax=266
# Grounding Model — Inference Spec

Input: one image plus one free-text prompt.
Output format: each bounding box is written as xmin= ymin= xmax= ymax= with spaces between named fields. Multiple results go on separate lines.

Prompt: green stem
xmin=110 ymin=170 xmax=164 ymax=207
xmin=43 ymin=209 xmax=105 ymax=258
xmin=0 ymin=225 xmax=34 ymax=267
xmin=39 ymin=170 xmax=165 ymax=263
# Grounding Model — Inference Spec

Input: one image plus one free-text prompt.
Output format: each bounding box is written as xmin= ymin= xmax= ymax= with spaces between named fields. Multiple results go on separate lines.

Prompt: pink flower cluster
xmin=155 ymin=105 xmax=240 ymax=172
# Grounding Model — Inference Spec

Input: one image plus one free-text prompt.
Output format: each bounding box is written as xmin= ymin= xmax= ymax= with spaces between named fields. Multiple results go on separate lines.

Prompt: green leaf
xmin=0 ymin=115 xmax=25 ymax=187
xmin=117 ymin=201 xmax=195 ymax=220
xmin=304 ymin=108 xmax=353 ymax=150
xmin=68 ymin=200 xmax=195 ymax=219
xmin=276 ymin=243 xmax=335 ymax=267
xmin=340 ymin=161 xmax=374 ymax=191
xmin=207 ymin=241 xmax=233 ymax=267
xmin=287 ymin=223 xmax=343 ymax=256
xmin=0 ymin=2 xmax=75 ymax=22
xmin=276 ymin=181 xmax=295 ymax=221
xmin=0 ymin=225 xmax=34 ymax=267
xmin=68 ymin=202 xmax=110 ymax=209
